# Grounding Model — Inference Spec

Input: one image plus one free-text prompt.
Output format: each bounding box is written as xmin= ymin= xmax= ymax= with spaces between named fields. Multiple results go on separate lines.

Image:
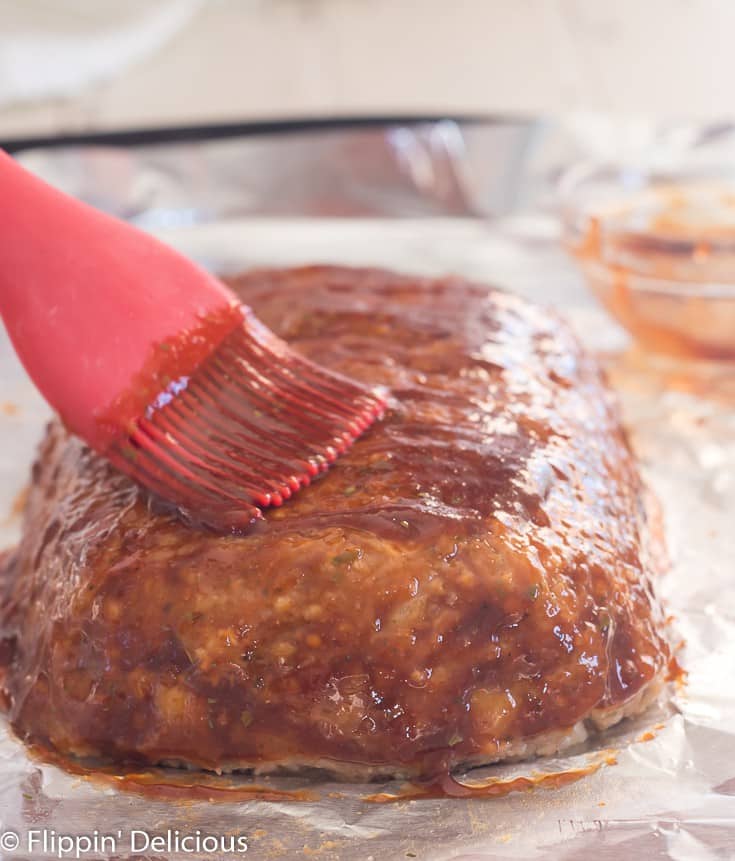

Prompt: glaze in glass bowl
xmin=560 ymin=163 xmax=735 ymax=361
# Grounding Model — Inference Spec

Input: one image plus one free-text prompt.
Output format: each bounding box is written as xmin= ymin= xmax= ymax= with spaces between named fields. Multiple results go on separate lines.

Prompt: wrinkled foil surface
xmin=0 ymin=119 xmax=733 ymax=859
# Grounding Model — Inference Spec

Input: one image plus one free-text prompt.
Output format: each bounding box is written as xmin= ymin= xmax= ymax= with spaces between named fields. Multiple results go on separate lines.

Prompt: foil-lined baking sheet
xmin=0 ymin=120 xmax=733 ymax=860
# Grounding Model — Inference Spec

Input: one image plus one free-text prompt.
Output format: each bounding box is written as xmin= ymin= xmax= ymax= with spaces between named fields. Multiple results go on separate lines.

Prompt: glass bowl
xmin=559 ymin=163 xmax=735 ymax=361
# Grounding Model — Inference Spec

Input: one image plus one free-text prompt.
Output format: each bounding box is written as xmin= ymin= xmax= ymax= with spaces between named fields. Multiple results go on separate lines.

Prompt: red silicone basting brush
xmin=0 ymin=151 xmax=385 ymax=531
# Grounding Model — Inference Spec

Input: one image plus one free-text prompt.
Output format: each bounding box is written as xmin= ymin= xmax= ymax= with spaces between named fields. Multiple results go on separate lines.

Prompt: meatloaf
xmin=0 ymin=265 xmax=670 ymax=779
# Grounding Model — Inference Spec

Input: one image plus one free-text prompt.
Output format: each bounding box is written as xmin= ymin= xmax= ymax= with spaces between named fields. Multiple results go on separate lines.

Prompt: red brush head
xmin=104 ymin=308 xmax=387 ymax=532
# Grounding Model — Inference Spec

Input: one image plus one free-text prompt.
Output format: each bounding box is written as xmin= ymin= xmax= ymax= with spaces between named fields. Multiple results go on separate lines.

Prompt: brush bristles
xmin=107 ymin=317 xmax=386 ymax=531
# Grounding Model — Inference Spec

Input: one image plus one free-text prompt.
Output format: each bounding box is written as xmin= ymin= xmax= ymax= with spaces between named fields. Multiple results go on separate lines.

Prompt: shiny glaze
xmin=0 ymin=266 xmax=670 ymax=779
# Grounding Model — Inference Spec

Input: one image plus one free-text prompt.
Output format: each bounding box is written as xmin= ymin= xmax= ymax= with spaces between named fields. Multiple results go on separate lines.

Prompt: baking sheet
xmin=1 ymin=119 xmax=735 ymax=859
xmin=0 ymin=217 xmax=733 ymax=860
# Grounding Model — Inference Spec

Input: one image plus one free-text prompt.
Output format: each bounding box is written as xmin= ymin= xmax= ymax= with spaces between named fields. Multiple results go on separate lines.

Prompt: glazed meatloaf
xmin=0 ymin=266 xmax=670 ymax=779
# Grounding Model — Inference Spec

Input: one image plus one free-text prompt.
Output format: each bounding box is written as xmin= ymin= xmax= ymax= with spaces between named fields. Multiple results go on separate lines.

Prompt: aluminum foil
xmin=0 ymin=121 xmax=733 ymax=859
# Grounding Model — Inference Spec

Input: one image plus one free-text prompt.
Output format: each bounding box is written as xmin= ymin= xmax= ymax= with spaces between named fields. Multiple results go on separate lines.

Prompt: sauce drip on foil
xmin=25 ymin=741 xmax=617 ymax=804
xmin=365 ymin=753 xmax=618 ymax=802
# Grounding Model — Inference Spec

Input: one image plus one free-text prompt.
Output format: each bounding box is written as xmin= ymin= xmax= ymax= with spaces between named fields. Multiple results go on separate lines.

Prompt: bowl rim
xmin=576 ymin=255 xmax=735 ymax=299
xmin=558 ymin=159 xmax=735 ymax=293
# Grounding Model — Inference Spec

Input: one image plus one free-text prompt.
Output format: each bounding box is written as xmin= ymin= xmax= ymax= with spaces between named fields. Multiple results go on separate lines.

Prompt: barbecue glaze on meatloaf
xmin=0 ymin=266 xmax=670 ymax=779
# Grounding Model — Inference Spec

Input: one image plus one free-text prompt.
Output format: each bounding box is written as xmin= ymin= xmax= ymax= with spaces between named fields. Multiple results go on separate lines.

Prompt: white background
xmin=0 ymin=0 xmax=734 ymax=139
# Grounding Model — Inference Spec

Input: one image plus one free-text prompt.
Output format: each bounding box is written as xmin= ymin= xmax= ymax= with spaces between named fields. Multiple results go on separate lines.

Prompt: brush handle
xmin=0 ymin=150 xmax=238 ymax=443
